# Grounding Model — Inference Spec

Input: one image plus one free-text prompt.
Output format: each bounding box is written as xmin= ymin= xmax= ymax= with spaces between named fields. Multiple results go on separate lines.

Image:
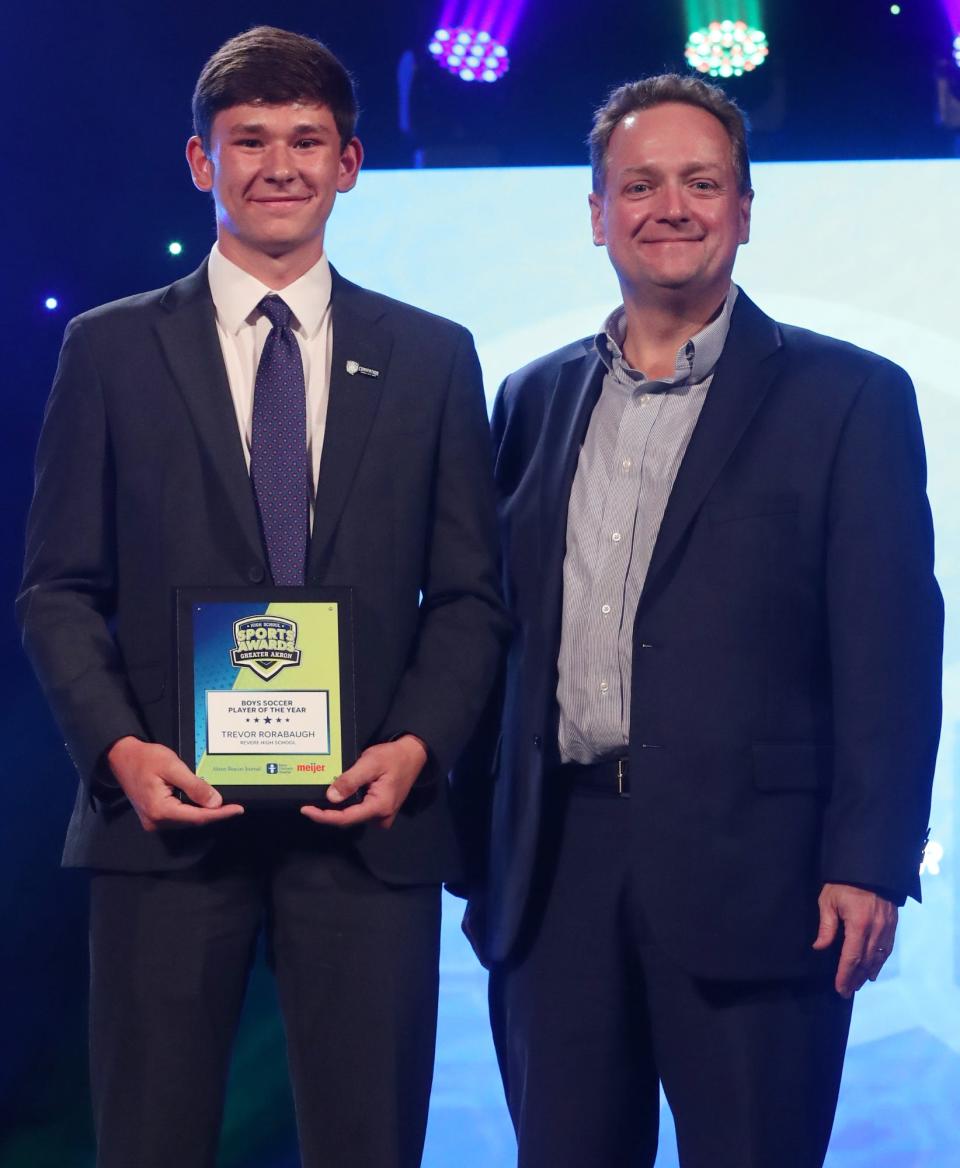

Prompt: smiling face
xmin=186 ymin=101 xmax=362 ymax=280
xmin=589 ymin=101 xmax=752 ymax=313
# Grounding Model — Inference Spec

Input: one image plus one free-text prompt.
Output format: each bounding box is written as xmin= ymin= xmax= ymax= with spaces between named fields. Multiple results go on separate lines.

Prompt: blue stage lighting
xmin=44 ymin=297 xmax=59 ymax=311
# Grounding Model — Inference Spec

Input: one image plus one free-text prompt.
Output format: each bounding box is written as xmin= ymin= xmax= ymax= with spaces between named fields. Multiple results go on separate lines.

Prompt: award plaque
xmin=177 ymin=588 xmax=357 ymax=804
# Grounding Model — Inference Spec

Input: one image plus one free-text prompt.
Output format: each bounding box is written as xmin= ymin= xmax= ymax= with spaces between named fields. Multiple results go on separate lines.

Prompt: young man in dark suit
xmin=457 ymin=74 xmax=942 ymax=1167
xmin=18 ymin=26 xmax=505 ymax=1168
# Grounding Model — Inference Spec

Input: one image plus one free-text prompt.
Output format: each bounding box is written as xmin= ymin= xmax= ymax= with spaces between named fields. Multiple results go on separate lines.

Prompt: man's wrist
xmin=105 ymin=734 xmax=148 ymax=773
xmin=91 ymin=737 xmax=144 ymax=804
xmin=823 ymin=879 xmax=905 ymax=908
xmin=395 ymin=732 xmax=428 ymax=757
xmin=383 ymin=732 xmax=435 ymax=792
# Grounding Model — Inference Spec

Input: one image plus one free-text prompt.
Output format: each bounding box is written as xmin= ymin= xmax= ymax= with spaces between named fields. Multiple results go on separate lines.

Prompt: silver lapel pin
xmin=345 ymin=360 xmax=380 ymax=378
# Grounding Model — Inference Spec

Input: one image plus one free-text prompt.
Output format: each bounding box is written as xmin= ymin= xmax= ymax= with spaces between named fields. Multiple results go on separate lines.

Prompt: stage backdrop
xmin=4 ymin=161 xmax=958 ymax=1167
xmin=329 ymin=160 xmax=960 ymax=1168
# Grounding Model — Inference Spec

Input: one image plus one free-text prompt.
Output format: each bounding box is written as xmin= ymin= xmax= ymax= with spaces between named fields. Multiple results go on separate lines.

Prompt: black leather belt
xmin=557 ymin=757 xmax=630 ymax=797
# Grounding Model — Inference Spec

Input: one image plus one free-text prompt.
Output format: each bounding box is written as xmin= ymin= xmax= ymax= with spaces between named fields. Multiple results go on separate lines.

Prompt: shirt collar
xmin=207 ymin=242 xmax=332 ymax=339
xmin=595 ymin=284 xmax=739 ymax=389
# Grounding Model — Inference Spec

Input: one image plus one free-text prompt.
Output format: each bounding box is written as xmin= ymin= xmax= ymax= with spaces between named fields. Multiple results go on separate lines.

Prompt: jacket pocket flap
xmin=752 ymin=742 xmax=827 ymax=792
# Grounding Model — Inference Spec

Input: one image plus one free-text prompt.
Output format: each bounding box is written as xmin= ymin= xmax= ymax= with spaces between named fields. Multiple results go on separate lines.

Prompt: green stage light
xmin=685 ymin=18 xmax=769 ymax=77
xmin=167 ymin=240 xmax=183 ymax=256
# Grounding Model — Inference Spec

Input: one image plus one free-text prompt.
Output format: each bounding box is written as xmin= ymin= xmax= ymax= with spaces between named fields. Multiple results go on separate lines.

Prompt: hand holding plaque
xmin=301 ymin=734 xmax=428 ymax=829
xmin=108 ymin=737 xmax=245 ymax=831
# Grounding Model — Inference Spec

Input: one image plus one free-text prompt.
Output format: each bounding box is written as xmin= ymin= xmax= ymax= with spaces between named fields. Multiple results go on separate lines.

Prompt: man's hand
xmin=300 ymin=735 xmax=428 ymax=831
xmin=107 ymin=736 xmax=244 ymax=833
xmin=812 ymin=882 xmax=898 ymax=998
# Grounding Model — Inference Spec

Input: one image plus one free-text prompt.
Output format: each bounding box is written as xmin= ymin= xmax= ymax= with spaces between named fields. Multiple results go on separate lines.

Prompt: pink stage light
xmin=429 ymin=25 xmax=510 ymax=82
xmin=938 ymin=0 xmax=960 ymax=68
xmin=429 ymin=0 xmax=524 ymax=82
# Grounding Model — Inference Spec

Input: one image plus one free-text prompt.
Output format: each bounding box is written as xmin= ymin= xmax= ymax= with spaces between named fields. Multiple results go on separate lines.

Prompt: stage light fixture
xmin=938 ymin=2 xmax=960 ymax=67
xmin=44 ymin=297 xmax=59 ymax=311
xmin=685 ymin=18 xmax=769 ymax=77
xmin=429 ymin=26 xmax=510 ymax=82
xmin=167 ymin=241 xmax=183 ymax=256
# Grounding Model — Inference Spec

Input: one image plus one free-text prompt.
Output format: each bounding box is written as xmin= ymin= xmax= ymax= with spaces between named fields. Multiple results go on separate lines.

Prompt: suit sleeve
xmin=377 ymin=331 xmax=509 ymax=777
xmin=444 ymin=373 xmax=514 ymax=894
xmin=821 ymin=360 xmax=943 ymax=902
xmin=16 ymin=318 xmax=147 ymax=788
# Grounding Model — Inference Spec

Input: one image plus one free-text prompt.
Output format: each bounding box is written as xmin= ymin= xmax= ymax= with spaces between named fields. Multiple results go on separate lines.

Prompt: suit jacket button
xmin=248 ymin=565 xmax=265 ymax=583
xmin=533 ymin=735 xmax=542 ymax=749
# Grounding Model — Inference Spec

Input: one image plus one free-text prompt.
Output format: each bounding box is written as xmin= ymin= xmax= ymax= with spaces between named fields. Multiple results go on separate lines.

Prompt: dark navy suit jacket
xmin=457 ymin=290 xmax=942 ymax=979
xmin=19 ymin=261 xmax=507 ymax=884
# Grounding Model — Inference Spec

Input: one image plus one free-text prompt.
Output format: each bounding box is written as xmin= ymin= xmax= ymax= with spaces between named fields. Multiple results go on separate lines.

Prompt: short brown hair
xmin=192 ymin=26 xmax=358 ymax=150
xmin=589 ymin=74 xmax=751 ymax=195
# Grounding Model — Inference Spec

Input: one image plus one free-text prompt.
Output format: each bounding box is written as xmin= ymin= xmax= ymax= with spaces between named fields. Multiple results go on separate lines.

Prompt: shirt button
xmin=612 ymin=532 xmax=622 ymax=543
xmin=622 ymin=458 xmax=632 ymax=471
xmin=601 ymin=604 xmax=611 ymax=614
xmin=599 ymin=681 xmax=609 ymax=694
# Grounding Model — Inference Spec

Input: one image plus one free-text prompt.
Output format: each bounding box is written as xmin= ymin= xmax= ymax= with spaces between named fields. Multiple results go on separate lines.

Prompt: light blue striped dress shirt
xmin=557 ymin=285 xmax=738 ymax=764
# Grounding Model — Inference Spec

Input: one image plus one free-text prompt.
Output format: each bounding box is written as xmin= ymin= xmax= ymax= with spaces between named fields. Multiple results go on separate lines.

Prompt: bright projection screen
xmin=324 ymin=161 xmax=959 ymax=1167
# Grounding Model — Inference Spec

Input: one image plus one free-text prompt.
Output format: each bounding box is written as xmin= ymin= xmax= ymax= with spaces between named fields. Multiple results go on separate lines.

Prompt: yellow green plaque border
xmin=176 ymin=587 xmax=357 ymax=805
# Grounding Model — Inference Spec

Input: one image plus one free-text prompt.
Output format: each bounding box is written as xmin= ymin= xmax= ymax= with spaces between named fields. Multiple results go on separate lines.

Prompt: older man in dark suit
xmin=457 ymin=75 xmax=941 ymax=1168
xmin=18 ymin=26 xmax=505 ymax=1168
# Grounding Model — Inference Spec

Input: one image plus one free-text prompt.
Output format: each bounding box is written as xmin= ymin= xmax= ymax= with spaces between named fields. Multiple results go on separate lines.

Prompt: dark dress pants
xmin=89 ymin=813 xmax=441 ymax=1168
xmin=489 ymin=787 xmax=853 ymax=1168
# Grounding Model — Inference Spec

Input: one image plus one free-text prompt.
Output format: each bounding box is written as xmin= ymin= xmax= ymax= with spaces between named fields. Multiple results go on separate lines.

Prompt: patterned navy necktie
xmin=250 ymin=295 xmax=308 ymax=586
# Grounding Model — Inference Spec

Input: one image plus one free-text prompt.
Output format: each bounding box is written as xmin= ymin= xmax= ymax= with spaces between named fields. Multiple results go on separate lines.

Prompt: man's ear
xmin=336 ymin=137 xmax=364 ymax=194
xmin=588 ymin=191 xmax=606 ymax=247
xmin=186 ymin=136 xmax=214 ymax=193
xmin=738 ymin=189 xmax=754 ymax=245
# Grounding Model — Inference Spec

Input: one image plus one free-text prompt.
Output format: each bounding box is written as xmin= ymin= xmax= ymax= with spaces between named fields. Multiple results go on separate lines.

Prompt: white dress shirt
xmin=206 ymin=242 xmax=333 ymax=524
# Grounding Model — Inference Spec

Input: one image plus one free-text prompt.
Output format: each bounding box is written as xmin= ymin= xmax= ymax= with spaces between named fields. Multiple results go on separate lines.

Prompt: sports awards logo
xmin=230 ymin=615 xmax=302 ymax=681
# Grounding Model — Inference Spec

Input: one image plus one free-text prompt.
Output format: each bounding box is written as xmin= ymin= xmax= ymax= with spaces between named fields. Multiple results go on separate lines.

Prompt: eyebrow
xmin=619 ymin=161 xmax=724 ymax=176
xmin=226 ymin=122 xmax=332 ymax=135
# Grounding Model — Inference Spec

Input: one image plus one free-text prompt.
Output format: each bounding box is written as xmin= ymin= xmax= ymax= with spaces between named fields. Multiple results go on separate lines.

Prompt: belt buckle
xmin=616 ymin=758 xmax=629 ymax=798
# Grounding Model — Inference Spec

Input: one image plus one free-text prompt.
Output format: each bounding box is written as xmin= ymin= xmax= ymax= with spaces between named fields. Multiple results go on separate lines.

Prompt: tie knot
xmin=258 ymin=295 xmax=293 ymax=331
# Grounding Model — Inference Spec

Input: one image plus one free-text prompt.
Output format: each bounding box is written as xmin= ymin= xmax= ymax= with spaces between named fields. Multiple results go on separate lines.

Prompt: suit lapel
xmin=539 ymin=345 xmax=605 ymax=648
xmin=640 ymin=292 xmax=784 ymax=604
xmin=308 ymin=272 xmax=391 ymax=576
xmin=155 ymin=262 xmax=263 ymax=560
